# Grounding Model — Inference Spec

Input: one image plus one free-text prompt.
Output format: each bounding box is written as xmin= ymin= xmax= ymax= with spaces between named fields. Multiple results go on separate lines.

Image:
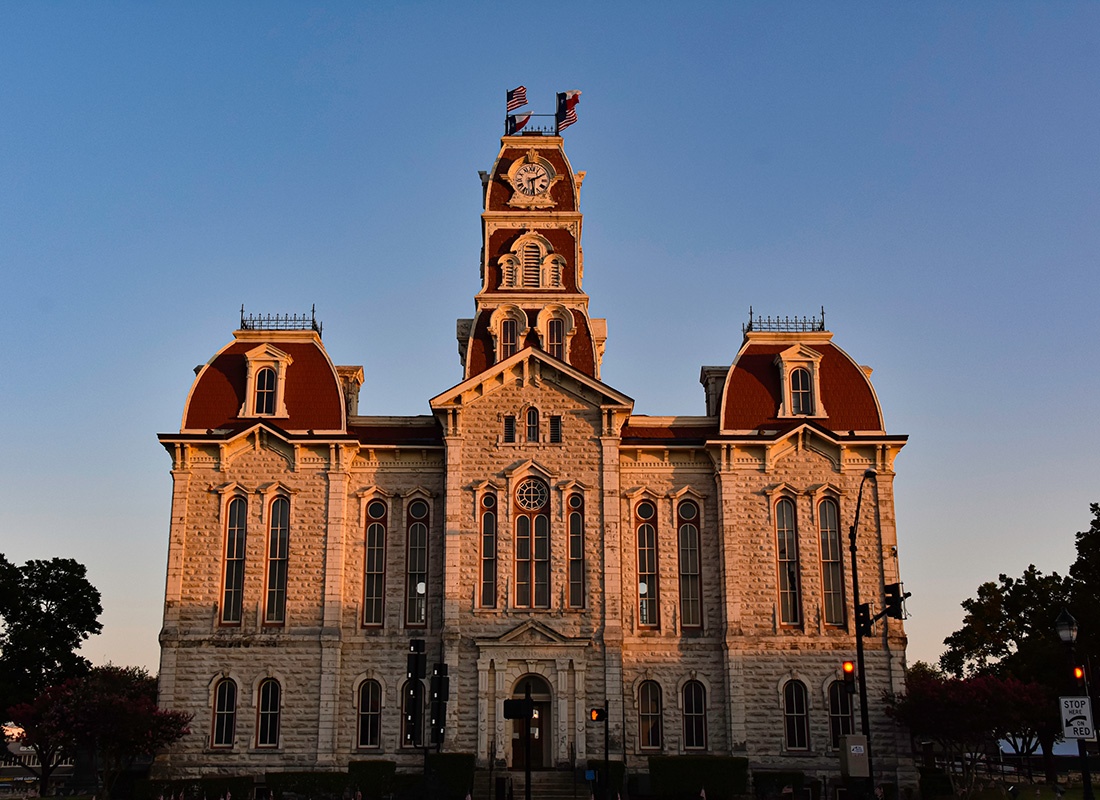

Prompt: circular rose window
xmin=516 ymin=478 xmax=549 ymax=510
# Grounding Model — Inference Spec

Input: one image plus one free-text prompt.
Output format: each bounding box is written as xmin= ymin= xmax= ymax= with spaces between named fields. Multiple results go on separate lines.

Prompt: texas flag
xmin=507 ymin=111 xmax=533 ymax=135
xmin=556 ymin=90 xmax=581 ymax=132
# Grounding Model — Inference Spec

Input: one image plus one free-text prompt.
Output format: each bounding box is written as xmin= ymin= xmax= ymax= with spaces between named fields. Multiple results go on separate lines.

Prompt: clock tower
xmin=457 ymin=134 xmax=607 ymax=380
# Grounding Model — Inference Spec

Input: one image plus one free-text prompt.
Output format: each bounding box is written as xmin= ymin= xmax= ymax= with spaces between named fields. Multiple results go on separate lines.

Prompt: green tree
xmin=1069 ymin=504 xmax=1100 ymax=667
xmin=0 ymin=554 xmax=103 ymax=712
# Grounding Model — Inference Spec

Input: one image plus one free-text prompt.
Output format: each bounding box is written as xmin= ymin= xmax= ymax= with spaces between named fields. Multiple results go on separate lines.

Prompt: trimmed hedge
xmin=425 ymin=753 xmax=476 ymax=800
xmin=648 ymin=756 xmax=750 ymax=800
xmin=586 ymin=758 xmax=626 ymax=794
xmin=752 ymin=770 xmax=804 ymax=800
xmin=347 ymin=760 xmax=397 ymax=799
xmin=917 ymin=767 xmax=952 ymax=799
xmin=136 ymin=776 xmax=257 ymax=800
xmin=264 ymin=771 xmax=351 ymax=800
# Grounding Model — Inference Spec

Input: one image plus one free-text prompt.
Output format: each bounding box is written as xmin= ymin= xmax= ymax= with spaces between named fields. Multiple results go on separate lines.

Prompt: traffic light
xmin=590 ymin=707 xmax=607 ymax=722
xmin=429 ymin=700 xmax=446 ymax=744
xmin=884 ymin=583 xmax=909 ymax=620
xmin=1074 ymin=665 xmax=1086 ymax=686
xmin=407 ymin=639 xmax=426 ymax=682
xmin=856 ymin=603 xmax=873 ymax=636
xmin=429 ymin=663 xmax=449 ymax=745
xmin=405 ymin=681 xmax=422 ymax=744
xmin=842 ymin=660 xmax=856 ymax=695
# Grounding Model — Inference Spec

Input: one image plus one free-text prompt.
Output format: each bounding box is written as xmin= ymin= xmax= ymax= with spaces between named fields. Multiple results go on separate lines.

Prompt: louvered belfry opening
xmin=521 ymin=243 xmax=541 ymax=287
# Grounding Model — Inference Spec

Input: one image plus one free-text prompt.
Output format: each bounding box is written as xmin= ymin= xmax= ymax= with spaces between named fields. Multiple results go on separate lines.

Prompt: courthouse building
xmin=154 ymin=130 xmax=912 ymax=787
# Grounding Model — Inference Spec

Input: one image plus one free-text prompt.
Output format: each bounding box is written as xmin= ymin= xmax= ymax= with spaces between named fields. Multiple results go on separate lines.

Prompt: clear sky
xmin=1 ymin=2 xmax=1097 ymax=674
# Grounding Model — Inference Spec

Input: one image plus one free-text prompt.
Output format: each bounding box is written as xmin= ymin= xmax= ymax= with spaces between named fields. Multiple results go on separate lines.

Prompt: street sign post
xmin=1060 ymin=696 xmax=1095 ymax=740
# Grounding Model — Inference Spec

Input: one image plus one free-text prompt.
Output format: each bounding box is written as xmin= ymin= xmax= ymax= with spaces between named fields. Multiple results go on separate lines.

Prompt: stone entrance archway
xmin=510 ymin=675 xmax=552 ymax=769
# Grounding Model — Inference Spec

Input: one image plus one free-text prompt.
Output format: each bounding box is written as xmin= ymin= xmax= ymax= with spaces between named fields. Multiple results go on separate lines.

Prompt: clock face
xmin=514 ymin=162 xmax=550 ymax=196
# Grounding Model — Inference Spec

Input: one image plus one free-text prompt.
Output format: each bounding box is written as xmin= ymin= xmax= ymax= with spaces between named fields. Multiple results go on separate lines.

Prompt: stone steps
xmin=472 ymin=768 xmax=590 ymax=800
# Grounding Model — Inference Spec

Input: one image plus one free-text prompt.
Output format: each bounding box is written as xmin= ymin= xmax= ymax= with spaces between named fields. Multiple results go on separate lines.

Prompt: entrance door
xmin=509 ymin=677 xmax=551 ymax=769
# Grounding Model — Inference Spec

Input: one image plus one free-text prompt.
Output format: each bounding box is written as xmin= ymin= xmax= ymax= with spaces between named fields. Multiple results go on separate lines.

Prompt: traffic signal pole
xmin=848 ymin=471 xmax=876 ymax=799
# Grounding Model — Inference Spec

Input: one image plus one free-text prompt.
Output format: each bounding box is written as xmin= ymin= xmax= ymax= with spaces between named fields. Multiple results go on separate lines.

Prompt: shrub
xmin=648 ymin=756 xmax=750 ymax=800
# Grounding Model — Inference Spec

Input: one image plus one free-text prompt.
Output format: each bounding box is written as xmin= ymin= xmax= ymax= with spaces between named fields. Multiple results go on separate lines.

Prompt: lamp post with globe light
xmin=1056 ymin=609 xmax=1094 ymax=800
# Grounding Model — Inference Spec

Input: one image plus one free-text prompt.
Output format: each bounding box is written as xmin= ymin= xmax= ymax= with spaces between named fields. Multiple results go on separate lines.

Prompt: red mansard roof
xmin=721 ymin=339 xmax=884 ymax=434
xmin=182 ymin=335 xmax=344 ymax=433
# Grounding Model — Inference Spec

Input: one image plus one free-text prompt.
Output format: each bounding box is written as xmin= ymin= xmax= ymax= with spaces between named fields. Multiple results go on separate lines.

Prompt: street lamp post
xmin=848 ymin=468 xmax=877 ymax=797
xmin=1056 ymin=609 xmax=1095 ymax=800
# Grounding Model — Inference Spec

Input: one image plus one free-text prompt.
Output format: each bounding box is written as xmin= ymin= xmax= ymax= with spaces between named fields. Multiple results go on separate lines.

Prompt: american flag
xmin=506 ymin=86 xmax=528 ymax=112
xmin=556 ymin=90 xmax=581 ymax=132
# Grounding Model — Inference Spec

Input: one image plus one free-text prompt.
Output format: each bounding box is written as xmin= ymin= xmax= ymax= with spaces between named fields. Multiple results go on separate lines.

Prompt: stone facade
xmin=155 ymin=133 xmax=914 ymax=791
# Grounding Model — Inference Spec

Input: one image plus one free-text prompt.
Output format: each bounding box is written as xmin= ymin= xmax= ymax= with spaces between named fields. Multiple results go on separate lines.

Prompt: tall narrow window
xmin=678 ymin=501 xmax=702 ymax=629
xmin=783 ymin=681 xmax=809 ymax=750
xmin=549 ymin=415 xmax=563 ymax=444
xmin=568 ymin=494 xmax=585 ymax=608
xmin=501 ymin=319 xmax=518 ymax=359
xmin=828 ymin=680 xmax=854 ymax=748
xmin=257 ymin=678 xmax=281 ymax=748
xmin=819 ymin=498 xmax=844 ymax=626
xmin=636 ymin=501 xmax=659 ymax=627
xmin=363 ymin=500 xmax=387 ymax=626
xmin=503 ymin=415 xmax=516 ymax=443
xmin=526 ymin=408 xmax=539 ymax=442
xmin=776 ymin=498 xmax=801 ymax=625
xmin=403 ymin=680 xmax=423 ymax=747
xmin=406 ymin=500 xmax=429 ymax=626
xmin=791 ymin=368 xmax=813 ymax=415
xmin=480 ymin=494 xmax=497 ymax=608
xmin=682 ymin=681 xmax=707 ymax=750
xmin=521 ymin=243 xmax=541 ymax=286
xmin=222 ymin=496 xmax=247 ymax=625
xmin=357 ymin=680 xmax=382 ymax=748
xmin=255 ymin=367 xmax=276 ymax=415
xmin=548 ymin=318 xmax=564 ymax=360
xmin=211 ymin=678 xmax=237 ymax=748
xmin=265 ymin=497 xmax=290 ymax=625
xmin=514 ymin=478 xmax=550 ymax=608
xmin=639 ymin=681 xmax=663 ymax=749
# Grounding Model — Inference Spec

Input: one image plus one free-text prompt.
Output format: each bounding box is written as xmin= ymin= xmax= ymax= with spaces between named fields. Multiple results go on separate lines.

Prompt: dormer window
xmin=490 ymin=306 xmax=527 ymax=363
xmin=548 ymin=318 xmax=564 ymax=360
xmin=255 ymin=368 xmax=277 ymax=415
xmin=774 ymin=345 xmax=827 ymax=419
xmin=536 ymin=306 xmax=574 ymax=364
xmin=241 ymin=344 xmax=293 ymax=418
xmin=790 ymin=368 xmax=813 ymax=415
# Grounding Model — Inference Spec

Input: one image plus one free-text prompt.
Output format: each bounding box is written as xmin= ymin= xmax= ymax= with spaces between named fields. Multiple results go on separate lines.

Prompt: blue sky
xmin=1 ymin=3 xmax=1097 ymax=673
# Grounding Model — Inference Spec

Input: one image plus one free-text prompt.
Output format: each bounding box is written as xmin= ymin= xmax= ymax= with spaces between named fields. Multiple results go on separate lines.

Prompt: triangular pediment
xmin=490 ymin=619 xmax=571 ymax=645
xmin=430 ymin=348 xmax=633 ymax=412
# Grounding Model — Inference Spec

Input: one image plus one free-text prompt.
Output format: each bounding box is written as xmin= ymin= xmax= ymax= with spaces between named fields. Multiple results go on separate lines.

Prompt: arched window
xmin=636 ymin=501 xmax=659 ymax=627
xmin=514 ymin=478 xmax=550 ymax=608
xmin=639 ymin=681 xmax=662 ymax=749
xmin=526 ymin=407 xmax=540 ymax=442
xmin=678 ymin=501 xmax=701 ymax=628
xmin=682 ymin=681 xmax=706 ymax=749
xmin=548 ymin=317 xmax=564 ymax=360
xmin=402 ymin=679 xmax=423 ymax=747
xmin=828 ymin=680 xmax=854 ymax=748
xmin=501 ymin=319 xmax=518 ymax=359
xmin=567 ymin=494 xmax=585 ymax=608
xmin=363 ymin=500 xmax=387 ymax=626
xmin=221 ymin=496 xmax=247 ymax=625
xmin=405 ymin=500 xmax=430 ymax=626
xmin=265 ymin=496 xmax=290 ymax=625
xmin=211 ymin=678 xmax=237 ymax=748
xmin=776 ymin=498 xmax=801 ymax=625
xmin=791 ymin=368 xmax=813 ymax=415
xmin=357 ymin=680 xmax=382 ymax=748
xmin=256 ymin=678 xmax=281 ymax=748
xmin=480 ymin=493 xmax=497 ymax=608
xmin=783 ymin=681 xmax=809 ymax=750
xmin=819 ymin=498 xmax=844 ymax=626
xmin=255 ymin=367 xmax=277 ymax=415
